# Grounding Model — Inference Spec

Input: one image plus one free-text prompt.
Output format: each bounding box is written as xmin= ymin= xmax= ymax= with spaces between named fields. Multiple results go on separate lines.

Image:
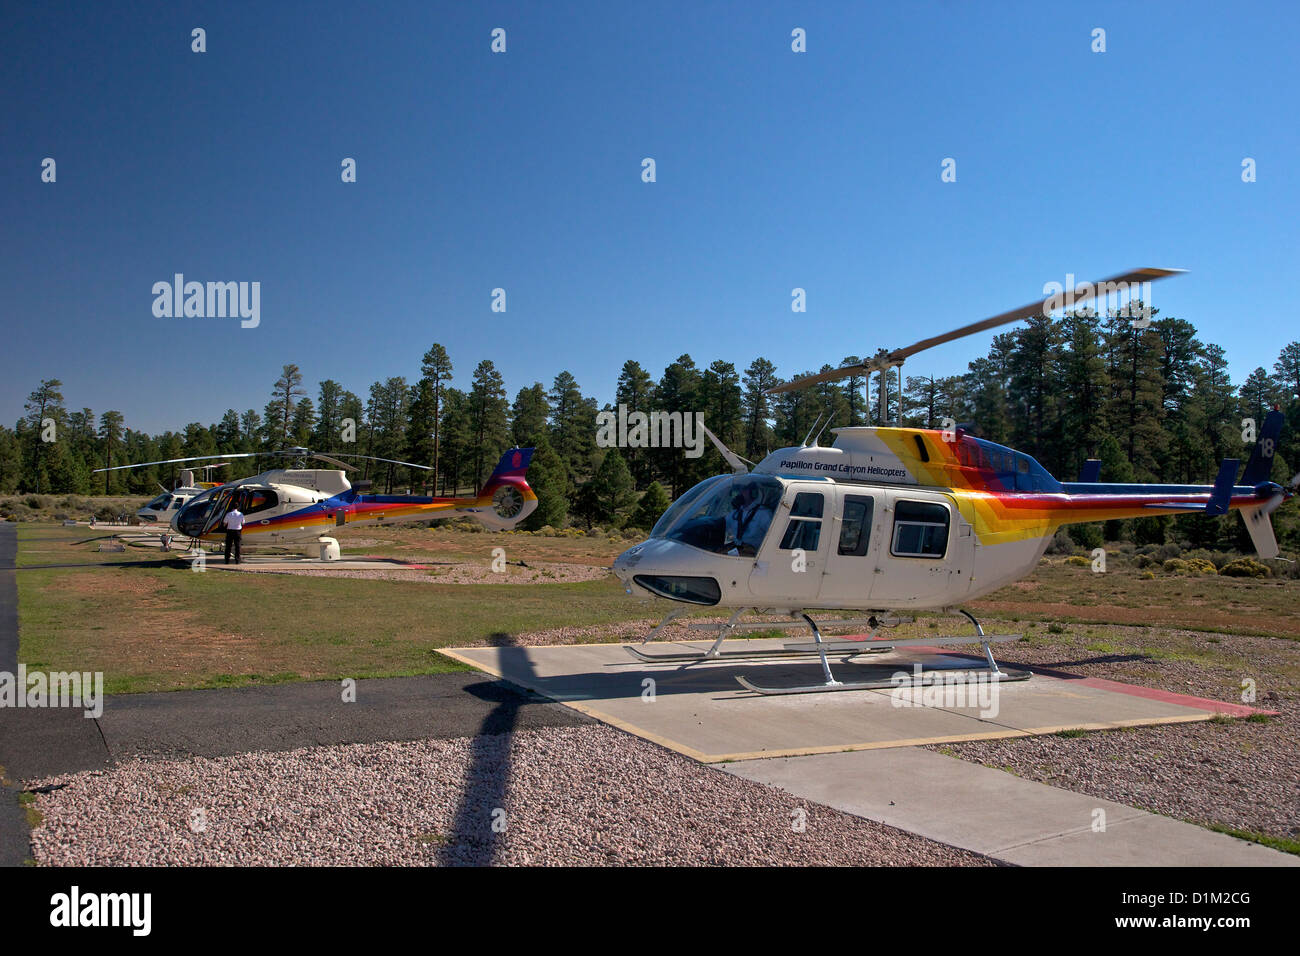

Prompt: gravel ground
xmin=240 ymin=561 xmax=612 ymax=585
xmin=926 ymin=623 xmax=1300 ymax=844
xmin=28 ymin=726 xmax=989 ymax=866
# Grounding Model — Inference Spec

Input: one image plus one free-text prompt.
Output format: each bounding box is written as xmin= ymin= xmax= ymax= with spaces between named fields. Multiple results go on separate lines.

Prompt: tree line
xmin=4 ymin=310 xmax=1298 ymax=536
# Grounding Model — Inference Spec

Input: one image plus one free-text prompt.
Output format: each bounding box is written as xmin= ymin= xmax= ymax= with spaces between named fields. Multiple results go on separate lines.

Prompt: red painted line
xmin=1057 ymin=674 xmax=1274 ymax=717
xmin=841 ymin=635 xmax=1276 ymax=717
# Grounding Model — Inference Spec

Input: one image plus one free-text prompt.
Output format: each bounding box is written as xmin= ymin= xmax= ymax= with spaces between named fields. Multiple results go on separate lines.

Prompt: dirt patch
xmin=969 ymin=598 xmax=1300 ymax=638
xmin=45 ymin=571 xmax=273 ymax=678
xmin=239 ymin=561 xmax=612 ymax=585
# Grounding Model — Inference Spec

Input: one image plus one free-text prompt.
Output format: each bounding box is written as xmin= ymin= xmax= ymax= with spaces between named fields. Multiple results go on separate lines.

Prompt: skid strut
xmin=623 ymin=607 xmax=899 ymax=664
xmin=735 ymin=610 xmax=1031 ymax=695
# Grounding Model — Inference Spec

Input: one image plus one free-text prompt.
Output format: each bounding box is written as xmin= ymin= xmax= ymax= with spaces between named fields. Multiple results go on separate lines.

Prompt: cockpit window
xmin=176 ymin=488 xmax=220 ymax=537
xmin=778 ymin=492 xmax=824 ymax=551
xmin=144 ymin=494 xmax=170 ymax=511
xmin=649 ymin=476 xmax=725 ymax=539
xmin=243 ymin=489 xmax=278 ymax=514
xmin=654 ymin=475 xmax=782 ymax=556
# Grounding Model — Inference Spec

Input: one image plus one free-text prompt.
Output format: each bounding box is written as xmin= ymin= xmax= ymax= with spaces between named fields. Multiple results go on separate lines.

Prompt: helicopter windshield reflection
xmin=650 ymin=475 xmax=781 ymax=556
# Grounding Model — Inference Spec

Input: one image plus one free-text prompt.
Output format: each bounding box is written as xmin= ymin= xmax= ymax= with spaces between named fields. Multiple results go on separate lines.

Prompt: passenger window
xmin=779 ymin=492 xmax=824 ymax=551
xmin=838 ymin=495 xmax=875 ymax=556
xmin=891 ymin=500 xmax=950 ymax=559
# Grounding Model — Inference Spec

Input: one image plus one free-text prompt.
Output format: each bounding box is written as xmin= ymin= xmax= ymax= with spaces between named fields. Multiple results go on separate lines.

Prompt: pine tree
xmin=741 ymin=358 xmax=779 ymax=460
xmin=630 ymin=480 xmax=671 ymax=530
xmin=510 ymin=383 xmax=550 ymax=447
xmin=588 ymin=447 xmax=636 ymax=525
xmin=519 ymin=436 xmax=568 ymax=530
xmin=23 ymin=379 xmax=64 ymax=494
xmin=264 ymin=365 xmax=306 ymax=448
xmin=419 ymin=344 xmax=454 ymax=491
xmin=97 ymin=410 xmax=125 ymax=493
xmin=468 ymin=360 xmax=509 ymax=492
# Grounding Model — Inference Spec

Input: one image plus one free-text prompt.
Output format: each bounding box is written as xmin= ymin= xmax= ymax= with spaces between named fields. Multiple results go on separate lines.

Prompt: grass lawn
xmin=14 ymin=522 xmax=1300 ymax=694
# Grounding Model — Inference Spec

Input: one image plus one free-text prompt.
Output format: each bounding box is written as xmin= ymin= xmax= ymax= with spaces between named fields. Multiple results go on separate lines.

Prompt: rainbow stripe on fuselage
xmin=868 ymin=427 xmax=1275 ymax=546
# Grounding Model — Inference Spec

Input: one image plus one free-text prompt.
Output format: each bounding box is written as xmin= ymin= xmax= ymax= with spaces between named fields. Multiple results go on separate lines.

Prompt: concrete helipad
xmin=206 ymin=555 xmax=431 ymax=572
xmin=442 ymin=638 xmax=1265 ymax=763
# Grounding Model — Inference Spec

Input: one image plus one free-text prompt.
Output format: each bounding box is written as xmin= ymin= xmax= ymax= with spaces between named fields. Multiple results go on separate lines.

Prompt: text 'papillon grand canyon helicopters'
xmin=97 ymin=447 xmax=537 ymax=559
xmin=612 ymin=268 xmax=1298 ymax=695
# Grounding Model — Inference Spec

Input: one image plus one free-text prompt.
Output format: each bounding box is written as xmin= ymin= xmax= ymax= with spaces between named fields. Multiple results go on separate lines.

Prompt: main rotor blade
xmin=93 ymin=452 xmax=261 ymax=473
xmin=309 ymin=454 xmax=357 ymax=472
xmin=766 ymin=267 xmax=1185 ymax=396
xmin=890 ymin=266 xmax=1184 ymax=362
xmin=767 ymin=365 xmax=871 ymax=396
xmin=328 ymin=453 xmax=434 ymax=471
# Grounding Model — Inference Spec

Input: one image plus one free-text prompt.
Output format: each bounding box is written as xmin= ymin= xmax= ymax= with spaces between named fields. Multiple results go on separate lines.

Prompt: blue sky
xmin=2 ymin=0 xmax=1297 ymax=433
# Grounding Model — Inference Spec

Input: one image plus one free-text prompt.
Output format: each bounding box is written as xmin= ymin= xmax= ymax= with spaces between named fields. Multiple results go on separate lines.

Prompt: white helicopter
xmin=612 ymin=268 xmax=1298 ymax=694
xmin=135 ymin=464 xmax=228 ymax=524
xmin=97 ymin=447 xmax=537 ymax=560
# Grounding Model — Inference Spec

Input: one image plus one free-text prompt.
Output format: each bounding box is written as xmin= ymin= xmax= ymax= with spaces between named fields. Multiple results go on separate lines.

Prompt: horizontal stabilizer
xmin=1078 ymin=459 xmax=1101 ymax=483
xmin=1206 ymin=459 xmax=1240 ymax=516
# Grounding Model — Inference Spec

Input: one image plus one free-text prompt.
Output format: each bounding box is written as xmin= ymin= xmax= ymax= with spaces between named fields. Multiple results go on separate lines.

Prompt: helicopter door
xmin=199 ymin=488 xmax=239 ymax=536
xmin=867 ymin=490 xmax=971 ymax=608
xmin=816 ymin=491 xmax=878 ymax=607
xmin=748 ymin=488 xmax=828 ymax=606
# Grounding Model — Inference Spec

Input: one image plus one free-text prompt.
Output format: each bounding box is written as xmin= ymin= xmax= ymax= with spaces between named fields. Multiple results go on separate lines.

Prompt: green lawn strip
xmin=1201 ymin=823 xmax=1300 ymax=856
xmin=17 ymin=562 xmax=694 ymax=693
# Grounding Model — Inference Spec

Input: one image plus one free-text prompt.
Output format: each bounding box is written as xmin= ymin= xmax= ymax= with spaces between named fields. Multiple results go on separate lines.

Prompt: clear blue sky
xmin=3 ymin=0 xmax=1296 ymax=434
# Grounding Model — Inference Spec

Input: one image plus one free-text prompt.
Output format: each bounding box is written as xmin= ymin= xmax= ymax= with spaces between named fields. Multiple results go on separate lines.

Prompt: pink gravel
xmin=29 ymin=726 xmax=990 ymax=867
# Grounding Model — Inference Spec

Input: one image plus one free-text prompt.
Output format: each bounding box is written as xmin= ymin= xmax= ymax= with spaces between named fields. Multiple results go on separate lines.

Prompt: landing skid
xmin=736 ymin=664 xmax=1032 ymax=696
xmin=735 ymin=609 xmax=1031 ymax=696
xmin=624 ymin=641 xmax=894 ymax=664
xmin=623 ymin=607 xmax=907 ymax=665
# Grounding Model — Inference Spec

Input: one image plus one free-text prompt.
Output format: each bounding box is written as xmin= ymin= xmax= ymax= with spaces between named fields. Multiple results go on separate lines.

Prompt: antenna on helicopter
xmin=811 ymin=409 xmax=835 ymax=447
xmin=801 ymin=412 xmax=825 ymax=448
xmin=765 ymin=267 xmax=1186 ymax=424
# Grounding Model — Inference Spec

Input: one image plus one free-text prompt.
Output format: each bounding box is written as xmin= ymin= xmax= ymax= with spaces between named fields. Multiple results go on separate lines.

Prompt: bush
xmin=1067 ymin=522 xmax=1104 ymax=551
xmin=1065 ymin=555 xmax=1092 ymax=568
xmin=1163 ymin=557 xmax=1216 ymax=575
xmin=1045 ymin=529 xmax=1077 ymax=555
xmin=1220 ymin=557 xmax=1272 ymax=578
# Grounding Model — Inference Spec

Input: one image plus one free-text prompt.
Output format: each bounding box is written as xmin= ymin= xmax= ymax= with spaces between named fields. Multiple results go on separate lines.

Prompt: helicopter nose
xmin=612 ymin=542 xmax=648 ymax=587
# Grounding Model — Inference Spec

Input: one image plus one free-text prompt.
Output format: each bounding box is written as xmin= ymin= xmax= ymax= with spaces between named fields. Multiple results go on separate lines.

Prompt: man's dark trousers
xmin=224 ymin=530 xmax=242 ymax=564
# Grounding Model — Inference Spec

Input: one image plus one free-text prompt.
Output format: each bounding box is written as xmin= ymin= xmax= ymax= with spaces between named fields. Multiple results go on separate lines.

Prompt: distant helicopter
xmin=135 ymin=463 xmax=228 ymax=524
xmin=612 ymin=268 xmax=1298 ymax=694
xmin=98 ymin=447 xmax=536 ymax=559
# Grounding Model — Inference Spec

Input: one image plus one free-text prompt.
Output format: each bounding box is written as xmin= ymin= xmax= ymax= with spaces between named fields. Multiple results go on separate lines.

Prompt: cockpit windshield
xmin=144 ymin=494 xmax=170 ymax=511
xmin=650 ymin=474 xmax=782 ymax=556
xmin=175 ymin=488 xmax=221 ymax=537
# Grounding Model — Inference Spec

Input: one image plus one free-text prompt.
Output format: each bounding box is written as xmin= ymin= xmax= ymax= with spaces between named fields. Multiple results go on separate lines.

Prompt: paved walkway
xmin=725 ymin=747 xmax=1297 ymax=866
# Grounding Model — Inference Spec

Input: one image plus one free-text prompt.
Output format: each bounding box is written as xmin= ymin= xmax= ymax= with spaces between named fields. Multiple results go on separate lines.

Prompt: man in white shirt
xmin=222 ymin=500 xmax=245 ymax=564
